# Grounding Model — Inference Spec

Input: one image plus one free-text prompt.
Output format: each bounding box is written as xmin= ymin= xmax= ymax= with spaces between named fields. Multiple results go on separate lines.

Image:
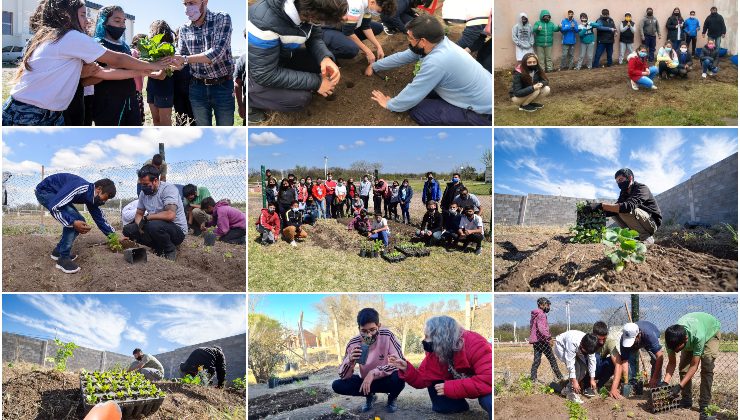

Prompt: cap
xmin=621 ymin=323 xmax=639 ymax=347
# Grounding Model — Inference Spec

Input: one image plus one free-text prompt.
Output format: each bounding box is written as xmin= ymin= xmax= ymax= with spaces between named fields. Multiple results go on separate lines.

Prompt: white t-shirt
xmin=345 ymin=0 xmax=371 ymax=30
xmin=335 ymin=185 xmax=347 ymax=196
xmin=121 ymin=200 xmax=147 ymax=225
xmin=459 ymin=214 xmax=484 ymax=233
xmin=10 ymin=30 xmax=107 ymax=111
xmin=370 ymin=217 xmax=390 ymax=233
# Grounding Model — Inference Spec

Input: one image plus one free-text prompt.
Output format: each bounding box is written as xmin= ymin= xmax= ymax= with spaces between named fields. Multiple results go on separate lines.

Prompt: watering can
xmin=123 ymin=247 xmax=147 ymax=264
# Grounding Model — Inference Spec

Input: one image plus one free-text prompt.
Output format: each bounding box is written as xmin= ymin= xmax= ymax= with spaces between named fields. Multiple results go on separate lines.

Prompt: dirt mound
xmin=334 ymin=216 xmax=421 ymax=249
xmin=2 ymin=364 xmax=245 ymax=420
xmin=2 ymin=232 xmax=245 ymax=292
xmin=495 ymin=233 xmax=737 ymax=292
xmin=248 ymin=388 xmax=333 ymax=419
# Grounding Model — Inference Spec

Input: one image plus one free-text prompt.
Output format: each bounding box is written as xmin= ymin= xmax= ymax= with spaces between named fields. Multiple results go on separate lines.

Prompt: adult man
xmin=366 ymin=15 xmax=492 ymax=126
xmin=332 ymin=308 xmax=405 ymax=413
xmin=359 ymin=175 xmax=373 ymax=210
xmin=610 ymin=321 xmax=664 ymax=399
xmin=183 ymin=183 xmax=212 ymax=235
xmin=201 ymin=197 xmax=246 ymax=244
xmin=440 ymin=173 xmax=464 ymax=211
xmin=452 ymin=187 xmax=481 ymax=215
xmin=415 ymin=200 xmax=443 ymax=244
xmin=528 ymin=298 xmax=563 ymax=383
xmin=457 ymin=205 xmax=484 ymax=255
xmin=322 ymin=0 xmax=394 ymax=63
xmin=560 ymin=10 xmax=579 ymax=71
xmin=35 ymin=174 xmax=116 ymax=274
xmin=172 ymin=0 xmax=234 ymax=126
xmin=368 ymin=212 xmax=391 ymax=246
xmin=247 ymin=0 xmax=347 ymax=123
xmin=589 ymin=168 xmax=662 ymax=244
xmin=702 ymin=7 xmax=726 ymax=51
xmin=256 ymin=202 xmax=281 ymax=245
xmin=664 ymin=312 xmax=721 ymax=418
xmin=123 ymin=165 xmax=188 ymax=260
xmin=180 ymin=346 xmax=227 ymax=387
xmin=533 ymin=10 xmax=560 ymax=72
xmin=283 ymin=200 xmax=308 ymax=246
xmin=554 ymin=330 xmax=598 ymax=404
xmin=421 ymin=171 xmax=440 ymax=205
xmin=592 ymin=9 xmax=617 ymax=68
xmin=511 ymin=12 xmax=534 ymax=61
xmin=324 ymin=173 xmax=337 ymax=219
xmin=145 ymin=154 xmax=168 ymax=182
xmin=640 ymin=8 xmax=661 ymax=62
xmin=128 ymin=348 xmax=165 ymax=381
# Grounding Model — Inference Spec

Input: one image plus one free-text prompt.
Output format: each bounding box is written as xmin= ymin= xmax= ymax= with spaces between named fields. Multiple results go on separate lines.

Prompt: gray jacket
xmin=640 ymin=15 xmax=661 ymax=37
xmin=512 ymin=13 xmax=535 ymax=50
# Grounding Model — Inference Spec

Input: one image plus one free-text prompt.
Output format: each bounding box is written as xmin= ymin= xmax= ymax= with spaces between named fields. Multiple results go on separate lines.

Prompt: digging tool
xmin=123 ymin=247 xmax=147 ymax=264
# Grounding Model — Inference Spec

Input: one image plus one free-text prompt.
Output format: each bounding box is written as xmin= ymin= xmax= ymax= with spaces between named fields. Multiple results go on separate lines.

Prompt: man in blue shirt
xmin=606 ymin=321 xmax=664 ymax=400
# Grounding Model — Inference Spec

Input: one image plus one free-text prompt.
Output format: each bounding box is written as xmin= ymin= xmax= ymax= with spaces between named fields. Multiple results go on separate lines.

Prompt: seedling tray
xmin=80 ymin=372 xmax=165 ymax=419
xmin=647 ymin=385 xmax=682 ymax=413
xmin=395 ymin=246 xmax=430 ymax=258
xmin=381 ymin=252 xmax=406 ymax=263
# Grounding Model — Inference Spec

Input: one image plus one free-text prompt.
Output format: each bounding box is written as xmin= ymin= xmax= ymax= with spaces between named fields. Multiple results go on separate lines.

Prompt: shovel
xmin=123 ymin=247 xmax=147 ymax=264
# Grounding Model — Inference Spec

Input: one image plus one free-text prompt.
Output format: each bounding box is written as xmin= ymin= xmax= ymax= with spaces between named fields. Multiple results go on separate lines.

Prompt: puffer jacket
xmin=248 ymin=0 xmax=335 ymax=91
xmin=509 ymin=64 xmax=549 ymax=98
xmin=595 ymin=16 xmax=616 ymax=43
xmin=533 ymin=10 xmax=560 ymax=47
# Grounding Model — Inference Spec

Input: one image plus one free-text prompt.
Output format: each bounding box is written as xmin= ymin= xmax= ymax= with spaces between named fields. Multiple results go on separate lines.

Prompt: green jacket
xmin=533 ymin=9 xmax=560 ymax=47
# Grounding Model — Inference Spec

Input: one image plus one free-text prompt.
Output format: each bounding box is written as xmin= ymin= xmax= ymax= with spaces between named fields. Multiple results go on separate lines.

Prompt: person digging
xmin=180 ymin=346 xmax=227 ymax=388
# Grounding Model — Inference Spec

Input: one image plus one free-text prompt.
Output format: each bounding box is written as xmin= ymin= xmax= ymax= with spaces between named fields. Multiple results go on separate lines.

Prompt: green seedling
xmin=704 ymin=404 xmax=721 ymax=416
xmin=331 ymin=404 xmax=346 ymax=415
xmin=602 ymin=227 xmax=647 ymax=271
xmin=372 ymin=239 xmax=384 ymax=253
xmin=627 ymin=412 xmax=635 ymax=418
xmin=413 ymin=60 xmax=422 ymax=76
xmin=107 ymin=232 xmax=123 ymax=252
xmin=182 ymin=374 xmax=202 ymax=385
xmin=540 ymin=384 xmax=555 ymax=394
xmin=232 ymin=375 xmax=246 ymax=390
xmin=7 ymin=362 xmax=13 ymax=368
xmin=204 ymin=246 xmax=212 ymax=254
xmin=599 ymin=386 xmax=608 ymax=400
xmin=136 ymin=33 xmax=175 ymax=76
xmin=566 ymin=400 xmax=588 ymax=420
xmin=517 ymin=374 xmax=533 ymax=395
xmin=570 ymin=202 xmax=607 ymax=244
xmin=724 ymin=223 xmax=738 ymax=246
xmin=46 ymin=338 xmax=78 ymax=371
xmin=86 ymin=394 xmax=98 ymax=405
xmin=612 ymin=403 xmax=621 ymax=411
xmin=306 ymin=387 xmax=317 ymax=397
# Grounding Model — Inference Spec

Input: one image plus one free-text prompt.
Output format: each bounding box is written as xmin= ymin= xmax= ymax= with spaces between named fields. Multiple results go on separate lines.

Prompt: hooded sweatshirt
xmin=528 ymin=308 xmax=551 ymax=344
xmin=338 ymin=328 xmax=403 ymax=380
xmin=257 ymin=208 xmax=281 ymax=235
xmin=207 ymin=200 xmax=246 ymax=236
xmin=534 ymin=10 xmax=560 ymax=47
xmin=512 ymin=12 xmax=534 ymax=50
xmin=627 ymin=51 xmax=649 ymax=81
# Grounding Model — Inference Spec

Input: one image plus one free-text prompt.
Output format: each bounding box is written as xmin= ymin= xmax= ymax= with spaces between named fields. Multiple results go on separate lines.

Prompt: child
xmin=351 ymin=196 xmax=365 ymax=216
xmin=684 ymin=11 xmax=701 ymax=56
xmin=201 ymin=197 xmax=246 ymax=245
xmin=533 ymin=10 xmax=560 ymax=72
xmin=303 ymin=197 xmax=320 ymax=225
xmin=575 ymin=13 xmax=595 ymax=70
xmin=677 ymin=42 xmax=693 ymax=78
xmin=398 ymin=179 xmax=413 ymax=225
xmin=509 ymin=53 xmax=550 ymax=112
xmin=699 ymin=39 xmax=719 ymax=78
xmin=656 ymin=41 xmax=680 ymax=79
xmin=2 ymin=0 xmax=167 ymax=126
xmin=348 ymin=209 xmax=370 ymax=236
xmin=388 ymin=181 xmax=400 ymax=222
xmin=554 ymin=330 xmax=598 ymax=404
xmin=283 ymin=200 xmax=307 ymax=246
xmin=618 ymin=13 xmax=635 ymax=65
xmin=256 ymin=202 xmax=280 ymax=245
xmin=559 ymin=10 xmax=579 ymax=70
xmin=627 ymin=45 xmax=658 ymax=91
xmin=146 ymin=20 xmax=176 ymax=126
xmin=512 ymin=12 xmax=534 ymax=61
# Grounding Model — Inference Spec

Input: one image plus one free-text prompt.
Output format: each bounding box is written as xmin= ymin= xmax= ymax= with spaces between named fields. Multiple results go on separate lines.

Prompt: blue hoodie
xmin=35 ymin=173 xmax=114 ymax=235
xmin=684 ymin=17 xmax=700 ymax=37
xmin=422 ymin=179 xmax=441 ymax=203
xmin=560 ymin=17 xmax=579 ymax=45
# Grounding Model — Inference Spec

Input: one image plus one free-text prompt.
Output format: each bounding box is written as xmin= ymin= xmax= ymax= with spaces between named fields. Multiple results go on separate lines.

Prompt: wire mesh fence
xmin=494 ymin=294 xmax=738 ymax=411
xmin=2 ymin=159 xmax=246 ymax=227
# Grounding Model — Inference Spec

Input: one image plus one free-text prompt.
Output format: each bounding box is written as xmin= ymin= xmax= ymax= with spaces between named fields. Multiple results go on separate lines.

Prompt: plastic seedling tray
xmin=80 ymin=373 xmax=165 ymax=419
xmin=647 ymin=384 xmax=682 ymax=413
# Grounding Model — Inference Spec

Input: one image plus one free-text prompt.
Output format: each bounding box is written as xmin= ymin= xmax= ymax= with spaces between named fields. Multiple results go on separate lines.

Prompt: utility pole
xmin=158 ymin=143 xmax=165 ymax=161
xmin=331 ymin=309 xmax=341 ymax=363
xmin=465 ymin=294 xmax=471 ymax=330
xmin=565 ymin=301 xmax=571 ymax=331
xmin=298 ymin=311 xmax=308 ymax=365
xmin=324 ymin=156 xmax=328 ymax=180
xmin=261 ymin=165 xmax=267 ymax=208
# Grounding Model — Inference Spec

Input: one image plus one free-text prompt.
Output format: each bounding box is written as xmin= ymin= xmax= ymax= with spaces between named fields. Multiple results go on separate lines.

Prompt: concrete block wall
xmin=523 ymin=194 xmax=592 ymax=226
xmin=2 ymin=332 xmax=130 ymax=371
xmin=154 ymin=334 xmax=246 ymax=384
xmin=493 ymin=193 xmax=525 ymax=225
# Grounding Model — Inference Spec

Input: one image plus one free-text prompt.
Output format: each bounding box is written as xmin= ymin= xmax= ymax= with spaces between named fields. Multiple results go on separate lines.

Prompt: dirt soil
xmin=1 ymin=364 xmax=246 ymax=420
xmin=495 ymin=231 xmax=738 ymax=292
xmin=247 ymin=388 xmax=333 ymax=419
xmin=2 ymin=232 xmax=245 ymax=292
xmin=248 ymin=367 xmax=488 ymax=419
xmin=494 ymin=393 xmax=727 ymax=420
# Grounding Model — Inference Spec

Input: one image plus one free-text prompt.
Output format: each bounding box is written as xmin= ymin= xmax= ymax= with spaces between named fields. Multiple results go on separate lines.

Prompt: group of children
xmin=255 ymin=170 xmax=486 ymax=255
xmin=509 ymin=7 xmax=728 ymax=112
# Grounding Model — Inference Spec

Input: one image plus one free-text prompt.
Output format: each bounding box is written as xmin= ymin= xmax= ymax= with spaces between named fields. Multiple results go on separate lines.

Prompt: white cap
xmin=621 ymin=323 xmax=639 ymax=347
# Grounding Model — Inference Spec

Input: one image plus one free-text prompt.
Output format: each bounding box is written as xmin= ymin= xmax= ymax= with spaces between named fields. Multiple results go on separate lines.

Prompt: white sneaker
xmin=651 ymin=85 xmax=658 ymax=90
xmin=630 ymin=80 xmax=638 ymax=91
xmin=290 ymin=240 xmax=297 ymax=247
xmin=709 ymin=71 xmax=716 ymax=76
xmin=702 ymin=72 xmax=707 ymax=78
xmin=567 ymin=392 xmax=584 ymax=404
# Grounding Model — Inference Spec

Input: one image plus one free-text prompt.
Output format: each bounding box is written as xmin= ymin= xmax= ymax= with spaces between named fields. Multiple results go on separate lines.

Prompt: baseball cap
xmin=621 ymin=323 xmax=639 ymax=347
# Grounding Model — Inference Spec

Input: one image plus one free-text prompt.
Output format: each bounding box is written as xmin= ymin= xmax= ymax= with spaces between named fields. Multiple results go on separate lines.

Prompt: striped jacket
xmin=339 ymin=328 xmax=404 ymax=380
xmin=35 ymin=173 xmax=114 ymax=235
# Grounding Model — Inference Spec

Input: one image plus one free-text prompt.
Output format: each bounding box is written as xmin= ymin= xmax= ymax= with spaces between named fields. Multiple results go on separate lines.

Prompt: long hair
xmin=149 ymin=19 xmax=174 ymax=44
xmin=424 ymin=316 xmax=464 ymax=366
xmin=17 ymin=0 xmax=85 ymax=77
xmin=94 ymin=5 xmax=130 ymax=53
xmin=518 ymin=53 xmax=548 ymax=87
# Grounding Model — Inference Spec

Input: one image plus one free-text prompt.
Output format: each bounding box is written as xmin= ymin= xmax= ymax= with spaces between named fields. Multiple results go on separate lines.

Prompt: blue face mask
xmin=664 ymin=47 xmax=672 ymax=52
xmin=452 ymin=178 xmax=460 ymax=183
xmin=639 ymin=52 xmax=647 ymax=58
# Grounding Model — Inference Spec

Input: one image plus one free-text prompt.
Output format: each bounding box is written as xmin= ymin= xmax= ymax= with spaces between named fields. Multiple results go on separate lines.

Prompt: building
xmin=2 ymin=0 xmax=135 ymax=49
xmin=286 ymin=330 xmax=318 ymax=349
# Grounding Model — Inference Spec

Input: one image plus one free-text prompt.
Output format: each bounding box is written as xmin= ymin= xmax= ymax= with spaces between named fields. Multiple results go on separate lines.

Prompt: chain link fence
xmin=2 ymin=159 xmax=245 ymax=228
xmin=494 ymin=294 xmax=738 ymax=411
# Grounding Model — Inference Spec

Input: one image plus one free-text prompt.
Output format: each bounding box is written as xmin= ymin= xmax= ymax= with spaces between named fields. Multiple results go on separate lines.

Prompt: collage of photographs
xmin=0 ymin=0 xmax=738 ymax=420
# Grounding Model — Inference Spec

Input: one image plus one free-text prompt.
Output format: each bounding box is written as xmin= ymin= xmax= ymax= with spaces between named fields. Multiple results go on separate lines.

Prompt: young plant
xmin=599 ymin=386 xmax=608 ymax=400
xmin=86 ymin=394 xmax=98 ymax=405
xmin=46 ymin=338 xmax=78 ymax=371
xmin=182 ymin=374 xmax=202 ymax=385
xmin=232 ymin=375 xmax=246 ymax=391
xmin=565 ymin=400 xmax=588 ymax=420
xmin=704 ymin=404 xmax=721 ymax=417
xmin=539 ymin=384 xmax=554 ymax=395
xmin=517 ymin=374 xmax=533 ymax=395
xmin=331 ymin=404 xmax=347 ymax=415
xmin=570 ymin=201 xmax=607 ymax=244
xmin=602 ymin=227 xmax=647 ymax=271
xmin=107 ymin=232 xmax=123 ymax=252
xmin=372 ymin=239 xmax=384 ymax=252
xmin=136 ymin=33 xmax=175 ymax=76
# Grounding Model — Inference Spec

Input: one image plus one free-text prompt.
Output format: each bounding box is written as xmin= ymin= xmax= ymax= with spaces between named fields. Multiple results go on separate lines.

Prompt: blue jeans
xmin=381 ymin=0 xmax=415 ymax=33
xmin=636 ymin=66 xmax=659 ymax=88
xmin=189 ymin=79 xmax=235 ymax=126
xmin=35 ymin=189 xmax=83 ymax=259
xmin=426 ymin=383 xmax=492 ymax=418
xmin=644 ymin=35 xmax=657 ymax=61
xmin=369 ymin=230 xmax=389 ymax=246
xmin=316 ymin=199 xmax=326 ymax=218
xmin=325 ymin=194 xmax=335 ymax=218
xmin=303 ymin=210 xmax=318 ymax=225
xmin=400 ymin=201 xmax=411 ymax=222
xmin=593 ymin=42 xmax=614 ymax=68
xmin=322 ymin=22 xmax=384 ymax=59
xmin=3 ymin=98 xmax=64 ymax=126
xmin=595 ymin=353 xmax=615 ymax=389
xmin=701 ymin=58 xmax=718 ymax=74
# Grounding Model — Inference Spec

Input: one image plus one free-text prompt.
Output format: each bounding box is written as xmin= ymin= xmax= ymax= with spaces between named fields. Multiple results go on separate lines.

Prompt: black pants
xmin=123 ymin=221 xmax=185 ymax=254
xmin=686 ymin=35 xmax=697 ymax=55
xmin=361 ymin=195 xmax=369 ymax=210
xmin=442 ymin=231 xmax=459 ymax=248
xmin=383 ymin=197 xmax=391 ymax=217
xmin=658 ymin=61 xmax=681 ymax=77
xmin=332 ymin=198 xmax=345 ymax=218
xmin=389 ymin=202 xmax=399 ymax=219
xmin=530 ymin=341 xmax=563 ymax=381
xmin=220 ymin=228 xmax=246 ymax=244
xmin=248 ymin=48 xmax=321 ymax=113
xmin=461 ymin=233 xmax=484 ymax=250
xmin=478 ymin=39 xmax=492 ymax=73
xmin=63 ymin=83 xmax=85 ymax=126
xmin=92 ymin=92 xmax=143 ymax=126
xmin=331 ymin=371 xmax=405 ymax=400
xmin=373 ymin=195 xmax=382 ymax=214
xmin=426 ymin=381 xmax=492 ymax=417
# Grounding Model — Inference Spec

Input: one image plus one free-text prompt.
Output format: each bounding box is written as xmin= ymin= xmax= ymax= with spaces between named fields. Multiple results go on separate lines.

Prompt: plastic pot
xmin=359 ymin=249 xmax=367 ymax=257
xmin=268 ymin=378 xmax=279 ymax=388
xmin=622 ymin=383 xmax=633 ymax=397
xmin=633 ymin=381 xmax=644 ymax=395
xmin=123 ymin=247 xmax=147 ymax=264
xmin=371 ymin=251 xmax=378 ymax=258
xmin=204 ymin=232 xmax=217 ymax=246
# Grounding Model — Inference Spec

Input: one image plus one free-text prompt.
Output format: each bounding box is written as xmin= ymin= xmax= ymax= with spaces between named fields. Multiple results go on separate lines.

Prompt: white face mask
xmin=680 ymin=48 xmax=688 ymax=53
xmin=185 ymin=3 xmax=202 ymax=21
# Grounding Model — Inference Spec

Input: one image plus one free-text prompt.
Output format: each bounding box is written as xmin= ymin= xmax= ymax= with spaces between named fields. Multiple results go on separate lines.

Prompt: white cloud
xmin=338 ymin=145 xmax=347 ymax=151
xmin=354 ymin=140 xmax=365 ymax=146
xmin=437 ymin=132 xmax=449 ymax=140
xmin=271 ymin=152 xmax=282 ymax=157
xmin=559 ymin=128 xmax=621 ymax=162
xmin=495 ymin=128 xmax=544 ymax=151
xmin=496 ymin=183 xmax=525 ymax=195
xmin=628 ymin=130 xmax=686 ymax=194
xmin=338 ymin=140 xmax=366 ymax=151
xmin=2 ymin=158 xmax=43 ymax=173
xmin=249 ymin=131 xmax=285 ymax=146
xmin=691 ymin=134 xmax=738 ymax=170
xmin=214 ymin=128 xmax=246 ymax=150
xmin=509 ymin=158 xmax=613 ymax=199
xmin=2 ymin=139 xmax=11 ymax=155
xmin=2 ymin=127 xmax=69 ymax=135
xmin=378 ymin=136 xmax=395 ymax=143
xmin=124 ymin=326 xmax=147 ymax=345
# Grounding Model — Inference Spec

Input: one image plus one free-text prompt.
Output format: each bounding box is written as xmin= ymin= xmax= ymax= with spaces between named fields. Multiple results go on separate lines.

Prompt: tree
xmin=454 ymin=163 xmax=478 ymax=181
xmin=248 ymin=313 xmax=286 ymax=383
xmin=480 ymin=149 xmax=492 ymax=168
xmin=388 ymin=303 xmax=417 ymax=355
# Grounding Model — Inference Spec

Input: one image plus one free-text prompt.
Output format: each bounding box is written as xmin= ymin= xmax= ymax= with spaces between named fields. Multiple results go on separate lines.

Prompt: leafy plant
xmin=136 ymin=33 xmax=175 ymax=76
xmin=306 ymin=387 xmax=317 ymax=396
xmin=385 ymin=251 xmax=403 ymax=258
xmin=86 ymin=394 xmax=98 ymax=405
xmin=704 ymin=404 xmax=721 ymax=416
xmin=517 ymin=374 xmax=533 ymax=395
xmin=7 ymin=362 xmax=13 ymax=368
xmin=331 ymin=404 xmax=347 ymax=415
xmin=372 ymin=239 xmax=384 ymax=252
xmin=223 ymin=251 xmax=234 ymax=259
xmin=602 ymin=227 xmax=647 ymax=271
xmin=570 ymin=202 xmax=607 ymax=244
xmin=724 ymin=223 xmax=738 ymax=246
xmin=599 ymin=386 xmax=608 ymax=400
xmin=107 ymin=232 xmax=123 ymax=252
xmin=46 ymin=338 xmax=78 ymax=371
xmin=413 ymin=60 xmax=422 ymax=76
xmin=182 ymin=374 xmax=202 ymax=385
xmin=566 ymin=400 xmax=588 ymax=420
xmin=539 ymin=384 xmax=554 ymax=394
xmin=232 ymin=375 xmax=246 ymax=391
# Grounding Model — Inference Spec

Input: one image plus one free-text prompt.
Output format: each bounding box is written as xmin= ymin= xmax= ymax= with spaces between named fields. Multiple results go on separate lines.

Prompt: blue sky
xmin=494 ymin=128 xmax=738 ymax=198
xmin=248 ymin=128 xmax=492 ymax=174
xmin=2 ymin=294 xmax=246 ymax=355
xmin=118 ymin=1 xmax=245 ymax=55
xmin=251 ymin=293 xmax=492 ymax=332
xmin=494 ymin=294 xmax=738 ymax=333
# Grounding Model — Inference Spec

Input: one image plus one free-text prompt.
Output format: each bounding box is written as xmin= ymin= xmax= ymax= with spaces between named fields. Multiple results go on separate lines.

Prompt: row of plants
xmin=395 ymin=241 xmax=431 ymax=257
xmin=267 ymin=374 xmax=309 ymax=389
xmin=381 ymin=250 xmax=406 ymax=263
xmin=358 ymin=240 xmax=384 ymax=258
xmin=570 ymin=202 xmax=607 ymax=244
xmin=81 ymin=370 xmax=165 ymax=405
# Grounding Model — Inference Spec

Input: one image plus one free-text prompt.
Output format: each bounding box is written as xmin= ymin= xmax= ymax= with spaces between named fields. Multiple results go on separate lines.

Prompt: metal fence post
xmin=261 ymin=165 xmax=267 ymax=208
xmin=629 ymin=294 xmax=640 ymax=381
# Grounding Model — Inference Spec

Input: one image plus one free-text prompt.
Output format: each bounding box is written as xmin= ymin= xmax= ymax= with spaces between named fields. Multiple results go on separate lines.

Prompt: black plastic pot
xmin=268 ymin=377 xmax=279 ymax=388
xmin=634 ymin=381 xmax=644 ymax=395
xmin=371 ymin=251 xmax=378 ymax=258
xmin=123 ymin=247 xmax=147 ymax=264
xmin=204 ymin=232 xmax=217 ymax=246
xmin=359 ymin=249 xmax=367 ymax=257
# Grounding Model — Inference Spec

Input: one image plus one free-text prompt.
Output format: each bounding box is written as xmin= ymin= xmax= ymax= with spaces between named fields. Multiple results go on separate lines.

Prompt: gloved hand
xmin=589 ymin=202 xmax=603 ymax=212
xmin=668 ymin=384 xmax=682 ymax=399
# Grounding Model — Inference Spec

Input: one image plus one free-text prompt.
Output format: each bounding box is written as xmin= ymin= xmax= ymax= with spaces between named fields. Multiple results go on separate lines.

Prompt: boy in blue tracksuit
xmin=575 ymin=13 xmax=597 ymax=70
xmin=684 ymin=11 xmax=701 ymax=56
xmin=35 ymin=174 xmax=116 ymax=274
xmin=560 ymin=10 xmax=579 ymax=70
xmin=421 ymin=172 xmax=441 ymax=204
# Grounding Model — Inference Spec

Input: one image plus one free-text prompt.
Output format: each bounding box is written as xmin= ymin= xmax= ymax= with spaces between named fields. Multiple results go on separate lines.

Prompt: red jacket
xmin=297 ymin=185 xmax=308 ymax=202
xmin=312 ymin=184 xmax=326 ymax=201
xmin=325 ymin=179 xmax=337 ymax=195
xmin=399 ymin=330 xmax=492 ymax=399
xmin=628 ymin=54 xmax=649 ymax=82
xmin=256 ymin=208 xmax=281 ymax=235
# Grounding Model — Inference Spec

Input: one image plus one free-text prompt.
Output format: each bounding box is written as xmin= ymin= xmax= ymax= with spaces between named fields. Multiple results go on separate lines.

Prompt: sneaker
xmin=382 ymin=24 xmax=397 ymax=35
xmin=709 ymin=71 xmax=716 ymax=76
xmin=583 ymin=388 xmax=596 ymax=398
xmin=642 ymin=236 xmax=655 ymax=246
xmin=567 ymin=392 xmax=584 ymax=404
xmin=530 ymin=102 xmax=544 ymax=109
xmin=680 ymin=400 xmax=693 ymax=409
xmin=445 ymin=247 xmax=454 ymax=253
xmin=518 ymin=104 xmax=538 ymax=112
xmin=55 ymin=258 xmax=80 ymax=274
xmin=51 ymin=250 xmax=77 ymax=261
xmin=651 ymin=85 xmax=658 ymax=90
xmin=630 ymin=80 xmax=639 ymax=91
xmin=386 ymin=396 xmax=398 ymax=413
xmin=362 ymin=394 xmax=377 ymax=412
xmin=248 ymin=107 xmax=267 ymax=124
xmin=474 ymin=248 xmax=483 ymax=255
xmin=702 ymin=72 xmax=707 ymax=78
xmin=290 ymin=240 xmax=297 ymax=247
xmin=163 ymin=250 xmax=177 ymax=261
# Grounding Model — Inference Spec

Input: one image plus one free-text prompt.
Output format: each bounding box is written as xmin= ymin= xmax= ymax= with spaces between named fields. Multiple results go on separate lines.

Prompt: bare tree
xmin=481 ymin=149 xmax=492 ymax=168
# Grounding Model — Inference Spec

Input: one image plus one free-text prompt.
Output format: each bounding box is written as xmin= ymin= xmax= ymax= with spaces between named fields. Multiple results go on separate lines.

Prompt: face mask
xmin=292 ymin=208 xmax=299 ymax=212
xmin=522 ymin=18 xmax=528 ymax=25
xmin=142 ymin=185 xmax=155 ymax=196
xmin=369 ymin=10 xmax=380 ymax=16
xmin=408 ymin=40 xmax=426 ymax=56
xmin=664 ymin=47 xmax=672 ymax=51
xmin=711 ymin=11 xmax=718 ymax=15
xmin=427 ymin=177 xmax=433 ymax=181
xmin=449 ymin=209 xmax=457 ymax=214
xmin=674 ymin=12 xmax=680 ymax=16
xmin=268 ymin=208 xmax=275 ymax=214
xmin=542 ymin=17 xmax=550 ymax=23
xmin=618 ymin=180 xmax=630 ymax=191
xmin=647 ymin=11 xmax=653 ymax=16
xmin=708 ymin=44 xmax=715 ymax=49
xmin=362 ymin=331 xmax=379 ymax=345
xmin=681 ymin=48 xmax=688 ymax=53
xmin=94 ymin=196 xmax=106 ymax=206
xmin=105 ymin=24 xmax=125 ymax=40
xmin=452 ymin=178 xmax=459 ymax=183
xmin=427 ymin=208 xmax=435 ymax=213
xmin=422 ymin=340 xmax=434 ymax=353
xmin=581 ymin=19 xmax=587 ymax=23
xmin=136 ymin=356 xmax=143 ymax=361
xmin=527 ymin=64 xmax=538 ymax=71
xmin=185 ymin=4 xmax=202 ymax=21
xmin=639 ymin=51 xmax=647 ymax=58
xmin=626 ymin=17 xmax=631 ymax=22
xmin=543 ymin=307 xmax=550 ymax=313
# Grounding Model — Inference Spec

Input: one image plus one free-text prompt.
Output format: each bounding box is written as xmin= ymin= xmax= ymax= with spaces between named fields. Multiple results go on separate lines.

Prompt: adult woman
xmin=146 ymin=20 xmax=175 ymax=126
xmin=665 ymin=7 xmax=686 ymax=52
xmin=277 ymin=179 xmax=297 ymax=224
xmin=509 ymin=52 xmax=550 ymax=112
xmin=389 ymin=316 xmax=492 ymax=416
xmin=627 ymin=45 xmax=658 ymax=90
xmin=398 ymin=179 xmax=413 ymax=224
xmin=656 ymin=41 xmax=680 ymax=79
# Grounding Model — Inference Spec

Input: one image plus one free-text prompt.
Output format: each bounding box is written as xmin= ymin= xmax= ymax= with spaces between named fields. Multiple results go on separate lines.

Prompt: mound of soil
xmin=495 ymin=234 xmax=737 ymax=292
xmin=1 ymin=364 xmax=245 ymax=420
xmin=247 ymin=387 xmax=333 ymax=419
xmin=2 ymin=232 xmax=245 ymax=292
xmin=334 ymin=216 xmax=421 ymax=250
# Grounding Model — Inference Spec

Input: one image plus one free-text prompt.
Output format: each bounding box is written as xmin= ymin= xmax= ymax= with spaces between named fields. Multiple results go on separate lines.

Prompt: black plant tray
xmin=381 ymin=252 xmax=406 ymax=263
xmin=80 ymin=375 xmax=165 ymax=419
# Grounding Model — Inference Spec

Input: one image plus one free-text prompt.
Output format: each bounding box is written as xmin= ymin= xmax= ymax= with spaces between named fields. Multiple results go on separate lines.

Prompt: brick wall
xmin=154 ymin=334 xmax=246 ymax=384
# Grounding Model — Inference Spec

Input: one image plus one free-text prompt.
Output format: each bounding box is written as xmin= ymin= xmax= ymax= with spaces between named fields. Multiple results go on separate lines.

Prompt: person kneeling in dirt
xmin=588 ymin=168 xmax=662 ymax=245
xmin=200 ymin=197 xmax=247 ymax=245
xmin=35 ymin=174 xmax=117 ymax=274
xmin=180 ymin=346 xmax=227 ymax=388
xmin=698 ymin=39 xmax=720 ymax=79
xmin=348 ymin=209 xmax=371 ymax=236
xmin=509 ymin=52 xmax=550 ymax=112
xmin=183 ymin=183 xmax=212 ymax=236
xmin=627 ymin=45 xmax=659 ymax=91
xmin=553 ymin=330 xmax=598 ymax=404
xmin=128 ymin=348 xmax=164 ymax=382
xmin=365 ymin=14 xmax=492 ymax=126
xmin=415 ymin=200 xmax=443 ymax=244
xmin=440 ymin=202 xmax=462 ymax=250
xmin=610 ymin=320 xmax=665 ymax=399
xmin=388 ymin=315 xmax=492 ymax=416
xmin=368 ymin=212 xmax=391 ymax=246
xmin=256 ymin=202 xmax=281 ymax=245
xmin=320 ymin=0 xmax=395 ymax=64
xmin=123 ymin=165 xmax=187 ymax=261
xmin=332 ymin=308 xmax=406 ymax=413
xmin=247 ymin=0 xmax=347 ymax=123
xmin=283 ymin=200 xmax=308 ymax=246
xmin=454 ymin=206 xmax=484 ymax=255
xmin=663 ymin=312 xmax=721 ymax=418
xmin=591 ymin=322 xmax=621 ymax=396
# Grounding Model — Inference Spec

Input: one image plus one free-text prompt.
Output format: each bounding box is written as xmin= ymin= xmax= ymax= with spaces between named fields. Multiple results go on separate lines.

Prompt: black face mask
xmin=94 ymin=196 xmax=106 ymax=206
xmin=141 ymin=185 xmax=156 ymax=196
xmin=408 ymin=40 xmax=426 ymax=56
xmin=543 ymin=307 xmax=550 ymax=313
xmin=618 ymin=180 xmax=631 ymax=191
xmin=422 ymin=340 xmax=434 ymax=353
xmin=647 ymin=11 xmax=653 ymax=16
xmin=522 ymin=18 xmax=528 ymax=25
xmin=674 ymin=12 xmax=680 ymax=16
xmin=711 ymin=11 xmax=718 ymax=15
xmin=135 ymin=356 xmax=143 ymax=361
xmin=527 ymin=64 xmax=538 ymax=71
xmin=105 ymin=24 xmax=126 ymax=40
xmin=542 ymin=17 xmax=550 ymax=23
